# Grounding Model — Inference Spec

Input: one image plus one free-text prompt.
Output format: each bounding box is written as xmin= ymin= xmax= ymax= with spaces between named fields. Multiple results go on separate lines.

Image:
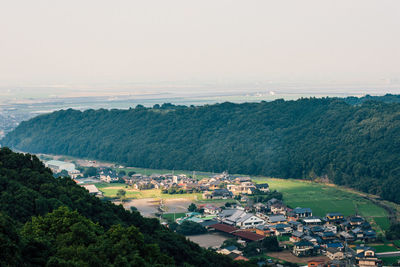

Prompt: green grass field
xmin=381 ymin=256 xmax=400 ymax=265
xmin=162 ymin=213 xmax=186 ymax=223
xmin=253 ymin=178 xmax=388 ymax=220
xmin=370 ymin=244 xmax=399 ymax=253
xmin=373 ymin=217 xmax=391 ymax=231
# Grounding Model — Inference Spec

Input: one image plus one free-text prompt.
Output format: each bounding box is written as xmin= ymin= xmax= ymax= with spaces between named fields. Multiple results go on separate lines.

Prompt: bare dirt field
xmin=186 ymin=232 xmax=229 ymax=249
xmin=123 ymin=198 xmax=193 ymax=218
xmin=267 ymin=251 xmax=329 ymax=264
xmin=164 ymin=198 xmax=193 ymax=213
xmin=122 ymin=198 xmax=160 ymax=217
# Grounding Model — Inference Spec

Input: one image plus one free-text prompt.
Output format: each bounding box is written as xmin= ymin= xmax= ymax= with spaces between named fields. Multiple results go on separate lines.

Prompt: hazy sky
xmin=0 ymin=0 xmax=399 ymax=91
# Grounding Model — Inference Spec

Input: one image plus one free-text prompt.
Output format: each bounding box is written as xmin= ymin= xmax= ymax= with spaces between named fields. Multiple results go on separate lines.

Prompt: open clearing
xmin=97 ymin=183 xmax=201 ymax=200
xmin=123 ymin=198 xmax=194 ymax=218
xmin=186 ymin=233 xmax=229 ymax=248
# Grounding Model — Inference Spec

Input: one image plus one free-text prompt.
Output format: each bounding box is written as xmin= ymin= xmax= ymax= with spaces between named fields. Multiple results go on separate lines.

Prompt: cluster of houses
xmin=114 ymin=171 xmax=270 ymax=197
xmin=171 ymin=198 xmax=383 ymax=267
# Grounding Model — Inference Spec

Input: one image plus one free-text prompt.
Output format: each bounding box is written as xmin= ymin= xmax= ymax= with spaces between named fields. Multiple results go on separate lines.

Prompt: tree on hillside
xmin=176 ymin=221 xmax=206 ymax=235
xmin=116 ymin=189 xmax=127 ymax=202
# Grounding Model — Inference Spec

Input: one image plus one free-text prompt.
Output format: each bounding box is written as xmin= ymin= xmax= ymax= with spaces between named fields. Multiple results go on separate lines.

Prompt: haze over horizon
xmin=1 ymin=0 xmax=399 ymax=99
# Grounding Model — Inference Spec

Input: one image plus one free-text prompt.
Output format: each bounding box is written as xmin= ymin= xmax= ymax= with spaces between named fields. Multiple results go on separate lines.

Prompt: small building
xmin=326 ymin=213 xmax=344 ymax=222
xmin=222 ymin=210 xmax=265 ymax=229
xmin=255 ymin=225 xmax=272 ymax=236
xmin=233 ymin=230 xmax=265 ymax=242
xmin=290 ymin=231 xmax=304 ymax=242
xmin=293 ymin=240 xmax=316 ymax=257
xmin=326 ymin=247 xmax=345 ymax=260
xmin=302 ymin=217 xmax=323 ymax=226
xmin=339 ymin=231 xmax=355 ymax=242
xmin=203 ymin=189 xmax=233 ymax=199
xmin=349 ymin=216 xmax=364 ymax=226
xmin=82 ymin=184 xmax=101 ymax=196
xmin=308 ymin=260 xmax=326 ymax=267
xmin=293 ymin=207 xmax=313 ymax=218
xmin=201 ymin=204 xmax=221 ymax=215
xmin=253 ymin=203 xmax=268 ymax=212
xmin=364 ymin=230 xmax=377 ymax=242
xmin=270 ymin=202 xmax=287 ymax=215
xmin=255 ymin=183 xmax=270 ymax=192
xmin=209 ymin=223 xmax=237 ymax=234
xmin=355 ymin=246 xmax=382 ymax=267
xmin=270 ymin=223 xmax=293 ymax=236
xmin=267 ymin=214 xmax=287 ymax=225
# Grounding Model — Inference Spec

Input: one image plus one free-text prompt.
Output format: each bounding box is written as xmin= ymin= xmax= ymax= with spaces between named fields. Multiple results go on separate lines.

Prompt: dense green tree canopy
xmin=3 ymin=97 xmax=400 ymax=203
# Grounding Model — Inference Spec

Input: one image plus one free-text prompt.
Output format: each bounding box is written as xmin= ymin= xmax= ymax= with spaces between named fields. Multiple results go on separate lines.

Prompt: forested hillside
xmin=0 ymin=148 xmax=247 ymax=266
xmin=3 ymin=97 xmax=400 ymax=204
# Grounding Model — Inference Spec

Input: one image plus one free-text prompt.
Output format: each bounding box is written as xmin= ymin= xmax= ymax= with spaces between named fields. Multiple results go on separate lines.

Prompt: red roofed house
xmin=233 ymin=230 xmax=265 ymax=242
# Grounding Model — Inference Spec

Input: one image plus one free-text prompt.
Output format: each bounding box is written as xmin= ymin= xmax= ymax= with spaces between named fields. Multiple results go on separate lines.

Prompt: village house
xmin=307 ymin=259 xmax=326 ymax=267
xmin=227 ymin=182 xmax=257 ymax=195
xmin=355 ymin=246 xmax=382 ymax=267
xmin=217 ymin=245 xmax=242 ymax=256
xmin=255 ymin=225 xmax=272 ymax=236
xmin=349 ymin=216 xmax=364 ymax=226
xmin=267 ymin=214 xmax=287 ymax=225
xmin=326 ymin=213 xmax=344 ymax=223
xmin=326 ymin=247 xmax=345 ymax=261
xmin=270 ymin=202 xmax=287 ymax=215
xmin=292 ymin=207 xmax=313 ymax=218
xmin=293 ymin=240 xmax=316 ymax=257
xmin=221 ymin=209 xmax=265 ymax=229
xmin=253 ymin=203 xmax=268 ymax=213
xmin=203 ymin=189 xmax=233 ymax=199
xmin=290 ymin=230 xmax=305 ymax=242
xmin=270 ymin=223 xmax=293 ymax=236
xmin=199 ymin=204 xmax=221 ymax=215
xmin=339 ymin=231 xmax=355 ymax=242
xmin=255 ymin=183 xmax=270 ymax=192
xmin=82 ymin=184 xmax=102 ymax=197
xmin=324 ymin=224 xmax=338 ymax=234
xmin=302 ymin=217 xmax=323 ymax=226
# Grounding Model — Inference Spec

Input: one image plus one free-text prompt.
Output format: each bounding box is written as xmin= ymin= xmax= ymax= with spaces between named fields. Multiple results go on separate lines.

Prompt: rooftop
xmin=209 ymin=223 xmax=237 ymax=233
xmin=233 ymin=231 xmax=265 ymax=241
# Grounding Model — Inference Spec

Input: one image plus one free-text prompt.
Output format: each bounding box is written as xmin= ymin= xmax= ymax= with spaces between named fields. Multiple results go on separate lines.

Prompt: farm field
xmin=96 ymin=183 xmax=201 ymax=200
xmin=373 ymin=217 xmax=391 ymax=231
xmin=253 ymin=178 xmax=389 ymax=234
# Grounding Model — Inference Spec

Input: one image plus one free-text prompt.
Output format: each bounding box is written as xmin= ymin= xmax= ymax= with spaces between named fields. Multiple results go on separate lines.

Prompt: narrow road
xmin=377 ymin=251 xmax=400 ymax=258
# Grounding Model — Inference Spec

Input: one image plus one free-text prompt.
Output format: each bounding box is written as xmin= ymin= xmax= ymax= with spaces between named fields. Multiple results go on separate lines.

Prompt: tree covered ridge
xmin=2 ymin=97 xmax=400 ymax=203
xmin=0 ymin=148 xmax=247 ymax=267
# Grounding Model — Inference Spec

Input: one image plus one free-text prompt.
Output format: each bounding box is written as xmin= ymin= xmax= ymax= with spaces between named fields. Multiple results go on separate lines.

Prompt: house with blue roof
xmin=292 ymin=207 xmax=313 ymax=218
